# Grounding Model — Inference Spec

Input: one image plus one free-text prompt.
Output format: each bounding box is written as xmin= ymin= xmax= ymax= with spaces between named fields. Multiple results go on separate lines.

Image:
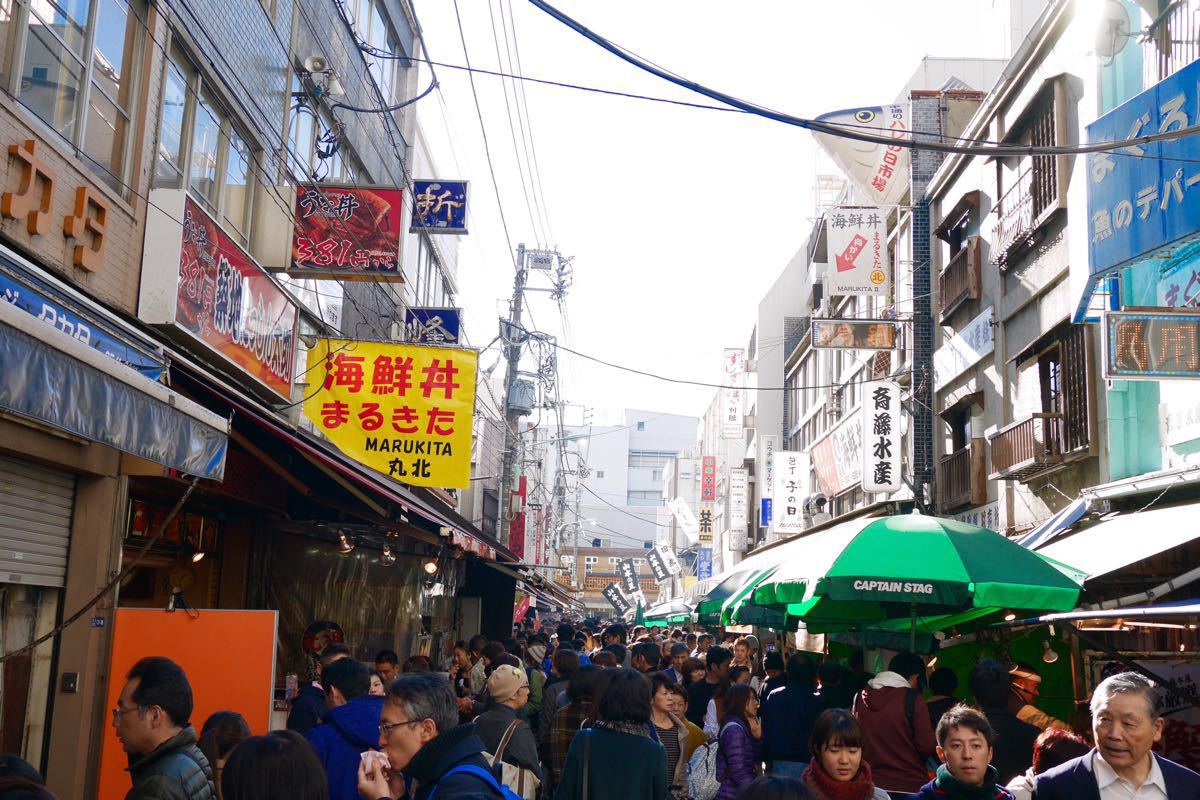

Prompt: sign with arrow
xmin=826 ymin=206 xmax=889 ymax=296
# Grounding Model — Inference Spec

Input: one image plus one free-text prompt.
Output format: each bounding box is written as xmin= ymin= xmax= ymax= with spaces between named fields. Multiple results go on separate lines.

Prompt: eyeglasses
xmin=379 ymin=719 xmax=425 ymax=736
xmin=112 ymin=704 xmax=149 ymax=722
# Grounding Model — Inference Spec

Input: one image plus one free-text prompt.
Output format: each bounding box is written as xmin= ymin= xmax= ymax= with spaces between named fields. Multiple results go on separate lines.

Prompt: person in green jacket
xmin=555 ymin=668 xmax=669 ymax=800
xmin=524 ymin=643 xmax=547 ymax=732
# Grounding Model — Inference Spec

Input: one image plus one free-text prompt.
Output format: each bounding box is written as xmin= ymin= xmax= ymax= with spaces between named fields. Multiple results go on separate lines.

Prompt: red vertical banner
xmin=532 ymin=506 xmax=543 ymax=566
xmin=701 ymin=455 xmax=717 ymax=501
xmin=510 ymin=476 xmax=527 ymax=560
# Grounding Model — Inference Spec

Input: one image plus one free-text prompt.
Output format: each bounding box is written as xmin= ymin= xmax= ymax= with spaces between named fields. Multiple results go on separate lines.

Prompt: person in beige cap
xmin=1008 ymin=662 xmax=1070 ymax=732
xmin=473 ymin=664 xmax=543 ymax=784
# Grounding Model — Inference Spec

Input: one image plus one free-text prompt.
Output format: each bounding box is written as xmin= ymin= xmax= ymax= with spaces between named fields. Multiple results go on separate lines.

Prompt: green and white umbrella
xmin=751 ymin=515 xmax=1085 ymax=633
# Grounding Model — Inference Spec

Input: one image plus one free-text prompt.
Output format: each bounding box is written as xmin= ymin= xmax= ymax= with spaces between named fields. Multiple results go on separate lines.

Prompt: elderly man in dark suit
xmin=1033 ymin=671 xmax=1200 ymax=800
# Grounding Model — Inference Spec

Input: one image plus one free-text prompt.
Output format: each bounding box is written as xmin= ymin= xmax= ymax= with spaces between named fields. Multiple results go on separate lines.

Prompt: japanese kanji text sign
xmin=721 ymin=387 xmax=743 ymax=438
xmin=1104 ymin=310 xmax=1200 ymax=380
xmin=655 ymin=545 xmax=682 ymax=577
xmin=861 ymin=380 xmax=901 ymax=492
xmin=698 ymin=507 xmax=714 ymax=543
xmin=290 ymin=184 xmax=403 ymax=280
xmin=411 ymin=180 xmax=468 ymax=234
xmin=177 ymin=196 xmax=297 ymax=398
xmin=812 ymin=319 xmax=896 ymax=350
xmin=1087 ymin=58 xmax=1200 ymax=278
xmin=701 ymin=455 xmax=716 ymax=501
xmin=647 ymin=549 xmax=670 ymax=583
xmin=618 ymin=558 xmax=640 ymax=597
xmin=771 ymin=451 xmax=808 ymax=535
xmin=668 ymin=497 xmax=699 ymax=542
xmin=728 ymin=468 xmax=749 ymax=531
xmin=813 ymin=105 xmax=910 ymax=208
xmin=304 ymin=340 xmax=477 ymax=488
xmin=696 ymin=547 xmax=713 ymax=580
xmin=826 ymin=206 xmax=889 ymax=295
xmin=602 ymin=583 xmax=630 ymax=614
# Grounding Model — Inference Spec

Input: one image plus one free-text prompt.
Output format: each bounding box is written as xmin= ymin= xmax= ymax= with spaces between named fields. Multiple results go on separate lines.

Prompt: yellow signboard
xmin=303 ymin=339 xmax=477 ymax=488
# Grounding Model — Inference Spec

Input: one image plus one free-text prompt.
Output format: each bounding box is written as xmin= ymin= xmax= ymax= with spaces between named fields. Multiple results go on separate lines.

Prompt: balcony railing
xmin=992 ymin=169 xmax=1036 ymax=269
xmin=939 ymin=236 xmax=982 ymax=321
xmin=1145 ymin=1 xmax=1200 ymax=85
xmin=987 ymin=412 xmax=1064 ymax=482
xmin=938 ymin=439 xmax=986 ymax=512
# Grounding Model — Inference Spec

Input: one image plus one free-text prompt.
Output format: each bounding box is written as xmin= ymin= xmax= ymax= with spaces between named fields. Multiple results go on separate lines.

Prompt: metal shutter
xmin=0 ymin=455 xmax=75 ymax=587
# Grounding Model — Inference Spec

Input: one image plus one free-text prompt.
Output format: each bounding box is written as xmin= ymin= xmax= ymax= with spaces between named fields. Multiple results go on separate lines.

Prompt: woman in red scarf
xmin=802 ymin=709 xmax=889 ymax=800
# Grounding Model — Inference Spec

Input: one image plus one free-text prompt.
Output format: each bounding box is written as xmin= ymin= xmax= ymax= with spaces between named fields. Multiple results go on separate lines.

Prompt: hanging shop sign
xmin=1086 ymin=58 xmax=1200 ymax=281
xmin=1103 ymin=309 xmax=1200 ymax=380
xmin=721 ymin=387 xmax=744 ymax=438
xmin=771 ymin=451 xmax=808 ymax=535
xmin=602 ymin=583 xmax=631 ymax=614
xmin=696 ymin=547 xmax=713 ymax=580
xmin=140 ymin=192 xmax=297 ymax=399
xmin=701 ymin=455 xmax=717 ymax=500
xmin=811 ymin=319 xmax=897 ymax=350
xmin=728 ymin=468 xmax=749 ymax=529
xmin=404 ymin=307 xmax=462 ymax=345
xmin=668 ymin=497 xmax=699 ymax=542
xmin=697 ymin=507 xmax=714 ymax=543
xmin=510 ymin=476 xmax=527 ymax=561
xmin=934 ymin=307 xmax=994 ymax=391
xmin=723 ymin=348 xmax=746 ymax=380
xmin=655 ymin=545 xmax=682 ymax=577
xmin=812 ymin=413 xmax=863 ymax=497
xmin=861 ymin=380 xmax=902 ymax=492
xmin=618 ymin=558 xmax=639 ymax=596
xmin=303 ymin=339 xmax=478 ymax=488
xmin=647 ymin=548 xmax=670 ymax=583
xmin=826 ymin=206 xmax=890 ymax=295
xmin=761 ymin=434 xmax=777 ymax=528
xmin=0 ymin=253 xmax=165 ymax=379
xmin=812 ymin=104 xmax=910 ymax=208
xmin=411 ymin=180 xmax=469 ymax=234
xmin=290 ymin=184 xmax=404 ymax=280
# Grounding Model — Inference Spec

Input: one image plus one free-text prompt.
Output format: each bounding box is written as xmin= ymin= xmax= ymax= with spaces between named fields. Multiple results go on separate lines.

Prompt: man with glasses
xmin=357 ymin=671 xmax=506 ymax=799
xmin=113 ymin=656 xmax=214 ymax=800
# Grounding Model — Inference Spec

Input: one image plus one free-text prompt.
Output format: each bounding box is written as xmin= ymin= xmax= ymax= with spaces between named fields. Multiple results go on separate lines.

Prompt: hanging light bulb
xmin=337 ymin=532 xmax=355 ymax=554
xmin=422 ymin=558 xmax=439 ymax=576
xmin=1042 ymin=640 xmax=1059 ymax=664
xmin=1004 ymin=611 xmax=1017 ymax=622
xmin=191 ymin=549 xmax=206 ymax=564
xmin=379 ymin=545 xmax=396 ymax=567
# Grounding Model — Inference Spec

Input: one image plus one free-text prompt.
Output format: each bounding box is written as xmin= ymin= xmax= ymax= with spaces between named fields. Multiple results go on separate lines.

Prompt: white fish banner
xmin=812 ymin=104 xmax=910 ymax=208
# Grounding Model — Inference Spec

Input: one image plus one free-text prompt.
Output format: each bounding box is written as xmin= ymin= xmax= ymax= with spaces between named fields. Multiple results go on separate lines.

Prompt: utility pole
xmin=498 ymin=244 xmax=528 ymax=549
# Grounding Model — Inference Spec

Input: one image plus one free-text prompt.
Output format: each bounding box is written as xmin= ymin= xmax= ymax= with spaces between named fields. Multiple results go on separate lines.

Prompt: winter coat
xmin=473 ymin=703 xmax=543 ymax=780
xmin=286 ymin=682 xmax=328 ymax=736
xmin=654 ymin=713 xmax=701 ymax=788
xmin=851 ymin=671 xmax=937 ymax=794
xmin=405 ymin=722 xmax=505 ymax=800
xmin=306 ymin=694 xmax=385 ymax=800
xmin=715 ymin=719 xmax=761 ymax=800
xmin=761 ymin=682 xmax=822 ymax=764
xmin=125 ymin=726 xmax=215 ymax=800
xmin=977 ymin=705 xmax=1039 ymax=784
xmin=1032 ymin=750 xmax=1200 ymax=800
xmin=554 ymin=726 xmax=668 ymax=800
xmin=526 ymin=666 xmax=546 ymax=731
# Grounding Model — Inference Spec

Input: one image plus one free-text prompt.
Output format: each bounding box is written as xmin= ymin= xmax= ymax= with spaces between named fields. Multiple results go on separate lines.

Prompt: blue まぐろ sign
xmin=1087 ymin=58 xmax=1200 ymax=279
xmin=403 ymin=307 xmax=461 ymax=345
xmin=411 ymin=180 xmax=468 ymax=234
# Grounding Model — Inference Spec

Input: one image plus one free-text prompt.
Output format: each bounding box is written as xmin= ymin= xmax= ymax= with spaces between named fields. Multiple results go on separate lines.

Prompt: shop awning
xmin=1037 ymin=503 xmax=1200 ymax=580
xmin=1016 ymin=497 xmax=1090 ymax=550
xmin=0 ymin=299 xmax=228 ymax=478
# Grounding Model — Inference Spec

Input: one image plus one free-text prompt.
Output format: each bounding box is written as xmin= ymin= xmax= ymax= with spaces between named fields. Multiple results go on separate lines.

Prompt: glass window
xmin=19 ymin=0 xmax=143 ymax=193
xmin=222 ymin=127 xmax=251 ymax=240
xmin=189 ymin=90 xmax=221 ymax=206
xmin=154 ymin=56 xmax=188 ymax=188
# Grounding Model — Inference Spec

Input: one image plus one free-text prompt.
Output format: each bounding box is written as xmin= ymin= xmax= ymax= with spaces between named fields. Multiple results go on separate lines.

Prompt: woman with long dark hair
xmin=554 ymin=669 xmax=668 ymax=800
xmin=716 ymin=683 xmax=763 ymax=800
xmin=800 ymin=709 xmax=888 ymax=800
xmin=221 ymin=730 xmax=328 ymax=800
xmin=198 ymin=711 xmax=251 ymax=800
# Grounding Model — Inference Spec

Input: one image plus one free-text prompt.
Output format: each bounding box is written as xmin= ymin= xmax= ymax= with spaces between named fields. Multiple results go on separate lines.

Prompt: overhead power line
xmin=527 ymin=0 xmax=1200 ymax=158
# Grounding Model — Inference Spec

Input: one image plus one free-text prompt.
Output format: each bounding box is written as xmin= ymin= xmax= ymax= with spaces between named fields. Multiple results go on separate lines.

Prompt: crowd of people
xmin=3 ymin=621 xmax=1198 ymax=800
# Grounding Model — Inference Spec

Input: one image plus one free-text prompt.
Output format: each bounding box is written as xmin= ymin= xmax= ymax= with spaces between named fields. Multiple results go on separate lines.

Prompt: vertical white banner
xmin=771 ymin=451 xmax=809 ymax=535
xmin=656 ymin=545 xmax=682 ymax=577
xmin=721 ymin=387 xmax=744 ymax=438
xmin=861 ymin=380 xmax=902 ymax=493
xmin=729 ymin=468 xmax=749 ymax=528
xmin=668 ymin=497 xmax=699 ymax=543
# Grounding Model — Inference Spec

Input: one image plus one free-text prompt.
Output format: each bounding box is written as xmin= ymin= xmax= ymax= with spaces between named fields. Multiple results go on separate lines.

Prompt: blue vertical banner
xmin=760 ymin=498 xmax=772 ymax=529
xmin=697 ymin=547 xmax=713 ymax=580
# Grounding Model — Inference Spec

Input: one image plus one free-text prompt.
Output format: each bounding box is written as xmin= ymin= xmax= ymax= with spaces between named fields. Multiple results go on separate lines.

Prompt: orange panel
xmin=96 ymin=608 xmax=278 ymax=798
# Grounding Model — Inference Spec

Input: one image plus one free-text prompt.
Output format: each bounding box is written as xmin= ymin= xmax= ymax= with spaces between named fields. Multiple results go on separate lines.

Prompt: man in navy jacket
xmin=1033 ymin=671 xmax=1200 ymax=799
xmin=307 ymin=658 xmax=385 ymax=800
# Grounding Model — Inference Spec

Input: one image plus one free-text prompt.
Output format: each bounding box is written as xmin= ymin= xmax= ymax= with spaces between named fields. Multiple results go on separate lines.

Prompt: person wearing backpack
xmin=850 ymin=651 xmax=936 ymax=794
xmin=554 ymin=668 xmax=668 ymax=799
xmin=357 ymin=672 xmax=507 ymax=800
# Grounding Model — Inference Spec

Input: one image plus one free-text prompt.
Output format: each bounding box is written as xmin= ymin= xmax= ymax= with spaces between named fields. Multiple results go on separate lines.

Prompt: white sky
xmin=414 ymin=0 xmax=1012 ymax=422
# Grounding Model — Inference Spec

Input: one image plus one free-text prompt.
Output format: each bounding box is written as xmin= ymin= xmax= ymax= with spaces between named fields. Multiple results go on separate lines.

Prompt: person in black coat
xmin=761 ymin=652 xmax=822 ymax=778
xmin=358 ymin=672 xmax=504 ymax=800
xmin=287 ymin=643 xmax=351 ymax=736
xmin=1033 ymin=671 xmax=1200 ymax=800
xmin=968 ymin=659 xmax=1040 ymax=785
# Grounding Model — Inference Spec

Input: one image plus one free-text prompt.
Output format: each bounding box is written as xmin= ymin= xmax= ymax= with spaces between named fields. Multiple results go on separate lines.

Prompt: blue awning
xmin=0 ymin=301 xmax=228 ymax=479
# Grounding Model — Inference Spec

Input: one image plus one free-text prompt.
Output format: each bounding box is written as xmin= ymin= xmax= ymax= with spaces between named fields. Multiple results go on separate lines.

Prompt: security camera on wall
xmin=304 ymin=55 xmax=329 ymax=74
